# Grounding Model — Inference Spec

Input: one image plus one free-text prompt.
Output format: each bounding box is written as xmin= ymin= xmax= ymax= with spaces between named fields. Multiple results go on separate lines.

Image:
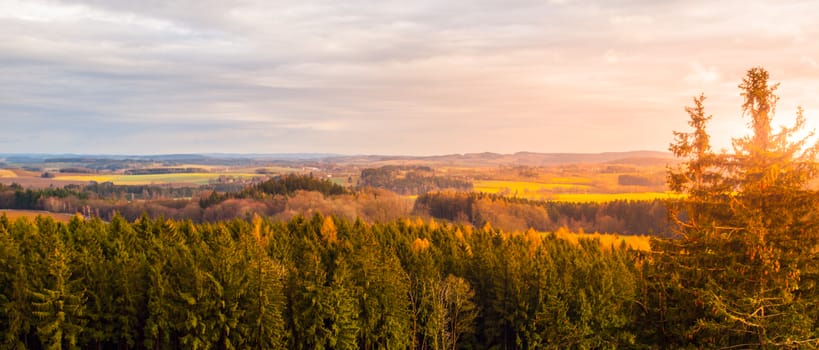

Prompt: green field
xmin=55 ymin=173 xmax=263 ymax=185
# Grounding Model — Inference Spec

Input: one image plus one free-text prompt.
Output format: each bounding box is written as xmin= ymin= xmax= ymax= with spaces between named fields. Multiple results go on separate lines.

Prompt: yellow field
xmin=1 ymin=210 xmax=75 ymax=223
xmin=0 ymin=169 xmax=17 ymax=178
xmin=551 ymin=192 xmax=685 ymax=203
xmin=55 ymin=172 xmax=262 ymax=185
xmin=553 ymin=230 xmax=651 ymax=251
xmin=473 ymin=180 xmax=591 ymax=199
xmin=472 ymin=179 xmax=681 ymax=202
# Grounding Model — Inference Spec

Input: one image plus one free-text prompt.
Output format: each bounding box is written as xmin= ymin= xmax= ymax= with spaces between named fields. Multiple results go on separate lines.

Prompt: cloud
xmin=801 ymin=56 xmax=819 ymax=69
xmin=685 ymin=62 xmax=721 ymax=85
xmin=2 ymin=0 xmax=819 ymax=155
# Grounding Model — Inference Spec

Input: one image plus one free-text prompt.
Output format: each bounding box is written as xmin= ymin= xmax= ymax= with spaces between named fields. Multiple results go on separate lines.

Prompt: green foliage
xmin=243 ymin=216 xmax=287 ymax=349
xmin=197 ymin=173 xmax=348 ymax=209
xmin=31 ymin=241 xmax=86 ymax=350
xmin=250 ymin=173 xmax=348 ymax=198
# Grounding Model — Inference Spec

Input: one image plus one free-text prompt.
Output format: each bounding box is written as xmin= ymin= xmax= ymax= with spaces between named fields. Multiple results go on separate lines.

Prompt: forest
xmin=2 ymin=67 xmax=819 ymax=349
xmin=414 ymin=191 xmax=669 ymax=236
xmin=359 ymin=166 xmax=473 ymax=195
xmin=0 ymin=212 xmax=640 ymax=349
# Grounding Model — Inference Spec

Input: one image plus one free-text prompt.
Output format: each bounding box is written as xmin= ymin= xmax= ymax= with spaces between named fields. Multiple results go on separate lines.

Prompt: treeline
xmin=0 ymin=175 xmax=348 ymax=219
xmin=0 ymin=213 xmax=641 ymax=349
xmin=0 ymin=176 xmax=413 ymax=224
xmin=83 ymin=182 xmax=199 ymax=200
xmin=0 ymin=174 xmax=344 ymax=212
xmin=616 ymin=174 xmax=664 ymax=187
xmin=248 ymin=173 xmax=347 ymax=197
xmin=0 ymin=183 xmax=85 ymax=210
xmin=414 ymin=191 xmax=670 ymax=236
xmin=0 ymin=182 xmax=198 ymax=211
xmin=359 ymin=166 xmax=472 ymax=195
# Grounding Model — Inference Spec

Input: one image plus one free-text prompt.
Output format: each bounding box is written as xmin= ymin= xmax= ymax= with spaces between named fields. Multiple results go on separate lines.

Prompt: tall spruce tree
xmin=243 ymin=215 xmax=287 ymax=350
xmin=0 ymin=220 xmax=27 ymax=349
xmin=658 ymin=66 xmax=819 ymax=347
xmin=31 ymin=242 xmax=86 ymax=350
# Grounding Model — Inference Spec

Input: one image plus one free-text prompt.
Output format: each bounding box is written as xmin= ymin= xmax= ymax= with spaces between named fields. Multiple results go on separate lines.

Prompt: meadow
xmin=1 ymin=209 xmax=75 ymax=223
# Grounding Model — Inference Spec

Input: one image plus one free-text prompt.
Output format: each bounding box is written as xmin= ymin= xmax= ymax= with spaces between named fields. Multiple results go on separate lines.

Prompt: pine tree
xmin=107 ymin=215 xmax=148 ymax=349
xmin=324 ymin=256 xmax=360 ymax=350
xmin=143 ymin=230 xmax=176 ymax=350
xmin=349 ymin=227 xmax=410 ymax=350
xmin=243 ymin=216 xmax=287 ymax=350
xmin=287 ymin=237 xmax=333 ymax=350
xmin=31 ymin=243 xmax=86 ymax=350
xmin=658 ymin=66 xmax=819 ymax=346
xmin=0 ymin=221 xmax=26 ymax=349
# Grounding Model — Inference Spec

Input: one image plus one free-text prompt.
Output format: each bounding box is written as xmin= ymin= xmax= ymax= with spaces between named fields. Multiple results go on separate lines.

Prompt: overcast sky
xmin=2 ymin=0 xmax=819 ymax=155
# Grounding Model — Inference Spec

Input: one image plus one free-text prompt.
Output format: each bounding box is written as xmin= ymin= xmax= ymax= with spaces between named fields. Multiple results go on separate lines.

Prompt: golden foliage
xmin=525 ymin=228 xmax=541 ymax=255
xmin=411 ymin=237 xmax=431 ymax=253
xmin=320 ymin=216 xmax=338 ymax=244
xmin=551 ymin=227 xmax=650 ymax=251
xmin=454 ymin=228 xmax=465 ymax=242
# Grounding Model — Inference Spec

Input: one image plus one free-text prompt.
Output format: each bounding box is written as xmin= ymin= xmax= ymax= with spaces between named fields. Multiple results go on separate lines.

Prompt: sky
xmin=2 ymin=0 xmax=819 ymax=156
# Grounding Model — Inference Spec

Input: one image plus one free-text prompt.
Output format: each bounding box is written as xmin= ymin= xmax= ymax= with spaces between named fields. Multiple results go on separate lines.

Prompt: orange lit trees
xmin=655 ymin=67 xmax=819 ymax=346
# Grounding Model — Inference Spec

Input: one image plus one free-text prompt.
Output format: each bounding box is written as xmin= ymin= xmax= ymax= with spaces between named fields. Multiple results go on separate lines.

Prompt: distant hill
xmin=1 ymin=151 xmax=674 ymax=167
xmin=327 ymin=151 xmax=674 ymax=167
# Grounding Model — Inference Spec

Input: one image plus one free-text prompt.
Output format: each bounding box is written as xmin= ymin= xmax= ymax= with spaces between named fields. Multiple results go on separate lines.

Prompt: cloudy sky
xmin=2 ymin=0 xmax=818 ymax=155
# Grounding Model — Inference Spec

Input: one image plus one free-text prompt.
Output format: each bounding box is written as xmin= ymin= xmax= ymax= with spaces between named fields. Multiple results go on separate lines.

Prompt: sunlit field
xmin=1 ymin=210 xmax=75 ymax=223
xmin=473 ymin=179 xmax=592 ymax=199
xmin=55 ymin=173 xmax=263 ymax=185
xmin=473 ymin=179 xmax=681 ymax=202
xmin=0 ymin=169 xmax=17 ymax=178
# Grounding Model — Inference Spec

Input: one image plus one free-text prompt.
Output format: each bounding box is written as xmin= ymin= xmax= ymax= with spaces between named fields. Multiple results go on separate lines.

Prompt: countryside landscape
xmin=4 ymin=1 xmax=819 ymax=349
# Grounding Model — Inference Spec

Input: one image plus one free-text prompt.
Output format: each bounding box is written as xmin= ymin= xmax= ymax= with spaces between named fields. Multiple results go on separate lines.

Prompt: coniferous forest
xmin=0 ymin=212 xmax=639 ymax=349
xmin=3 ymin=67 xmax=819 ymax=349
